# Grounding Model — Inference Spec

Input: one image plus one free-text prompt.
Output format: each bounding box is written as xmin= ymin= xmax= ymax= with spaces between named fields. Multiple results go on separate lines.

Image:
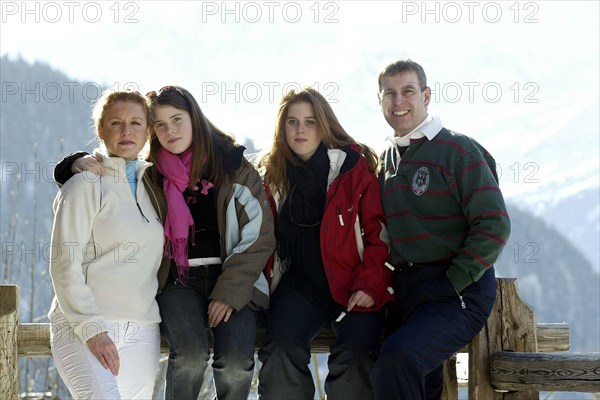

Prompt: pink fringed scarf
xmin=156 ymin=147 xmax=195 ymax=284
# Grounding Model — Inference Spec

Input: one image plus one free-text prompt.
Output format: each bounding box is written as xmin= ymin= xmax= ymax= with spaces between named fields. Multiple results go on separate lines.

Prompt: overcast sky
xmin=2 ymin=0 xmax=599 ymax=198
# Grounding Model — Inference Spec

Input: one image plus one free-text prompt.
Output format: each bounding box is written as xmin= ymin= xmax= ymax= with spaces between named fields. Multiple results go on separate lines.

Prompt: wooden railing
xmin=443 ymin=278 xmax=599 ymax=399
xmin=1 ymin=279 xmax=599 ymax=399
xmin=12 ymin=320 xmax=570 ymax=357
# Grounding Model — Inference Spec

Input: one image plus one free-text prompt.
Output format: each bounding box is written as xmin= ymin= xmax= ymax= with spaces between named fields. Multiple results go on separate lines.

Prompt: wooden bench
xmin=2 ymin=279 xmax=599 ymax=399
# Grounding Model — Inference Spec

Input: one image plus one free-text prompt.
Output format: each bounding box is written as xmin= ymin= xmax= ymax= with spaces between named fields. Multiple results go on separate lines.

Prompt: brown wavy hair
xmin=259 ymin=87 xmax=378 ymax=196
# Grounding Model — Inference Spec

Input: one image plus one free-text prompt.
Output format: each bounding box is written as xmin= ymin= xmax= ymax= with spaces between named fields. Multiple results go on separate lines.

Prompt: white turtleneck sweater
xmin=48 ymin=154 xmax=164 ymax=343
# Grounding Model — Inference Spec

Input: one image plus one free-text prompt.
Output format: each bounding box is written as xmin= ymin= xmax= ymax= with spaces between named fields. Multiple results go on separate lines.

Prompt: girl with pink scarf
xmin=146 ymin=86 xmax=274 ymax=400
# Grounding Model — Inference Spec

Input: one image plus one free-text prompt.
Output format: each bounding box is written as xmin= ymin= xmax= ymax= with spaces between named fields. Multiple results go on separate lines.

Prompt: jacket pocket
xmin=332 ymin=201 xmax=362 ymax=268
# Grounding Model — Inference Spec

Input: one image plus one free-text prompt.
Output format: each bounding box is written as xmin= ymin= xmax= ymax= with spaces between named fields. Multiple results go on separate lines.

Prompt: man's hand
xmin=347 ymin=290 xmax=375 ymax=311
xmin=208 ymin=300 xmax=234 ymax=328
xmin=87 ymin=332 xmax=120 ymax=375
xmin=72 ymin=154 xmax=106 ymax=176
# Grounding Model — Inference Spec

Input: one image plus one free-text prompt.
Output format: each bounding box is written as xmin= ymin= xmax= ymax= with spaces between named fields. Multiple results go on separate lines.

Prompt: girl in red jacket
xmin=257 ymin=87 xmax=393 ymax=400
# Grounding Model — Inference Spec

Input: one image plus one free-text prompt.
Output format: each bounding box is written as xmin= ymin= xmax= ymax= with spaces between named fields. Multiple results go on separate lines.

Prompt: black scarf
xmin=276 ymin=144 xmax=329 ymax=260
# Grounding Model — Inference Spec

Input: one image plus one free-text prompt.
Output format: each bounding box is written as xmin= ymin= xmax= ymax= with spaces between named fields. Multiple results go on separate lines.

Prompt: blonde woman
xmin=49 ymin=90 xmax=166 ymax=399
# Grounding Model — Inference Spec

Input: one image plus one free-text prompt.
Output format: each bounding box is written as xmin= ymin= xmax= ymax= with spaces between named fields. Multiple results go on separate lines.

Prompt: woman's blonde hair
xmin=92 ymin=90 xmax=151 ymax=137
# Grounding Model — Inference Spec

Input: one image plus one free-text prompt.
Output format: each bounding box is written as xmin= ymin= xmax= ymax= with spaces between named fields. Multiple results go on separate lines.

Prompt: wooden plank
xmin=17 ymin=323 xmax=322 ymax=355
xmin=0 ymin=285 xmax=19 ymax=399
xmin=17 ymin=321 xmax=570 ymax=357
xmin=18 ymin=323 xmax=51 ymax=356
xmin=490 ymin=352 xmax=600 ymax=393
xmin=442 ymin=355 xmax=458 ymax=400
xmin=499 ymin=279 xmax=538 ymax=353
xmin=536 ymin=323 xmax=570 ymax=352
xmin=458 ymin=323 xmax=569 ymax=354
xmin=498 ymin=278 xmax=539 ymax=400
xmin=468 ymin=277 xmax=504 ymax=400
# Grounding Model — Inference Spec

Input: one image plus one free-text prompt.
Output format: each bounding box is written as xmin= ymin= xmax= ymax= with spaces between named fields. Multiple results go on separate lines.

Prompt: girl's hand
xmin=72 ymin=154 xmax=106 ymax=176
xmin=87 ymin=332 xmax=120 ymax=375
xmin=208 ymin=300 xmax=234 ymax=328
xmin=347 ymin=290 xmax=375 ymax=311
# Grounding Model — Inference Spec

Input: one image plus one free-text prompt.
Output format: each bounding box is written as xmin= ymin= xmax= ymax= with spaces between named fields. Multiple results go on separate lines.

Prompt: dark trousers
xmin=371 ymin=264 xmax=496 ymax=400
xmin=156 ymin=267 xmax=259 ymax=400
xmin=258 ymin=280 xmax=385 ymax=400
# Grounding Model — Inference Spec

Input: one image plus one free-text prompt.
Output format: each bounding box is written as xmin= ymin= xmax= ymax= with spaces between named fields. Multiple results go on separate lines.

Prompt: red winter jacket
xmin=264 ymin=145 xmax=394 ymax=311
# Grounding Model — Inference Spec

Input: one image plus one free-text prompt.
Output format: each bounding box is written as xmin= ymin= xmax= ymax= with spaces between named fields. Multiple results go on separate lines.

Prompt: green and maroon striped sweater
xmin=379 ymin=127 xmax=511 ymax=293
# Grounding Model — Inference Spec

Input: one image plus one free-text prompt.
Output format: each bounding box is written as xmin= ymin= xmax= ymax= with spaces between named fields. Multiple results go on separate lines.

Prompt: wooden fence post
xmin=468 ymin=278 xmax=539 ymax=400
xmin=442 ymin=355 xmax=459 ymax=400
xmin=1 ymin=285 xmax=19 ymax=399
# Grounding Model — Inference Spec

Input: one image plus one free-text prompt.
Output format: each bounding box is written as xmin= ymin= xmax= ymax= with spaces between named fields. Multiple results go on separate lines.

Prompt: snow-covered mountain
xmin=500 ymin=101 xmax=600 ymax=273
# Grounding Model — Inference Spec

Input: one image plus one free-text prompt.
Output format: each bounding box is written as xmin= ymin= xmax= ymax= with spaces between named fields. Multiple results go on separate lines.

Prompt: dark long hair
xmin=147 ymin=86 xmax=237 ymax=189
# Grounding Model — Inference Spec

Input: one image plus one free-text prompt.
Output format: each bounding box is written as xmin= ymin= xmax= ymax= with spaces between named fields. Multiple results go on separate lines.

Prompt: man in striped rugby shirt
xmin=371 ymin=59 xmax=511 ymax=400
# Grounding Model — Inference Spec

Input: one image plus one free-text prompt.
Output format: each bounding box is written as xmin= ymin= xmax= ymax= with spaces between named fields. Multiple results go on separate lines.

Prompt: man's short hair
xmin=378 ymin=59 xmax=428 ymax=92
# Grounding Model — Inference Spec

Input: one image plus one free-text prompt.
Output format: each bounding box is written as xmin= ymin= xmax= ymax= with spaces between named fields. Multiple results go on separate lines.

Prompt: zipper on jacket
xmin=452 ymin=283 xmax=467 ymax=310
xmin=337 ymin=206 xmax=344 ymax=226
xmin=456 ymin=292 xmax=466 ymax=309
xmin=143 ymin=174 xmax=163 ymax=222
xmin=136 ymin=202 xmax=150 ymax=223
xmin=447 ymin=272 xmax=466 ymax=309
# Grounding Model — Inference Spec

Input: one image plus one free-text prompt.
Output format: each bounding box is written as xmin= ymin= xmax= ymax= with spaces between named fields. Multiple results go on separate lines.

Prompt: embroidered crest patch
xmin=412 ymin=167 xmax=430 ymax=195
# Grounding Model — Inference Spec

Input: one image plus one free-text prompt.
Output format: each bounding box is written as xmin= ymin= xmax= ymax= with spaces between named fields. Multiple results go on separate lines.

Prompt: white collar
xmin=392 ymin=115 xmax=443 ymax=147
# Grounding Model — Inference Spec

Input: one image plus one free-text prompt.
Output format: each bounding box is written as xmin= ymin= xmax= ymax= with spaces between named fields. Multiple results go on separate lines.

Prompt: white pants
xmin=50 ymin=312 xmax=160 ymax=399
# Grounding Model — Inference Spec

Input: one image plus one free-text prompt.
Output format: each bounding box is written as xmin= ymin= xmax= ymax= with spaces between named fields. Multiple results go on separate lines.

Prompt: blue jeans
xmin=371 ymin=264 xmax=496 ymax=400
xmin=258 ymin=279 xmax=385 ymax=400
xmin=156 ymin=267 xmax=260 ymax=400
